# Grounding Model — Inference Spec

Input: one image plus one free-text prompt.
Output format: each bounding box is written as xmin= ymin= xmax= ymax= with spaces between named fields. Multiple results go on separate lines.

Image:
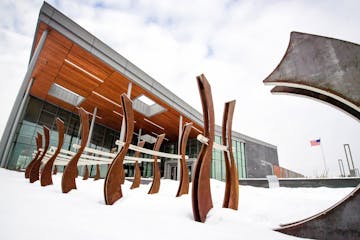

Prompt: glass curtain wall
xmin=7 ymin=96 xmax=247 ymax=181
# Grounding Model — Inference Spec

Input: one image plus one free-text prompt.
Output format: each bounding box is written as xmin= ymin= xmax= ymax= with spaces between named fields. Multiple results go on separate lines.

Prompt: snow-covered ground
xmin=0 ymin=168 xmax=354 ymax=240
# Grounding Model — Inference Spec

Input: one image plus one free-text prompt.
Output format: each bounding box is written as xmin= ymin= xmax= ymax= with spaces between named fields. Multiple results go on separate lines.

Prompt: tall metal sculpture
xmin=263 ymin=31 xmax=360 ymax=121
xmin=275 ymin=184 xmax=360 ymax=239
xmin=82 ymin=165 xmax=89 ymax=180
xmin=25 ymin=133 xmax=42 ymax=179
xmin=40 ymin=118 xmax=64 ymax=186
xmin=222 ymin=101 xmax=239 ymax=210
xmin=94 ymin=164 xmax=101 ymax=181
xmin=148 ymin=134 xmax=165 ymax=194
xmin=61 ymin=108 xmax=89 ymax=193
xmin=130 ymin=141 xmax=145 ymax=190
xmin=104 ymin=94 xmax=134 ymax=205
xmin=29 ymin=126 xmax=50 ymax=183
xmin=192 ymin=74 xmax=215 ymax=223
xmin=176 ymin=122 xmax=193 ymax=197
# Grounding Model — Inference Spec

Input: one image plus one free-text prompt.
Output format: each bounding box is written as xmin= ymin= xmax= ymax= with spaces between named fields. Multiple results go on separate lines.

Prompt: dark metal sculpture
xmin=40 ymin=118 xmax=64 ymax=186
xmin=192 ymin=74 xmax=215 ymax=223
xmin=25 ymin=133 xmax=42 ymax=179
xmin=29 ymin=126 xmax=50 ymax=183
xmin=94 ymin=164 xmax=100 ymax=181
xmin=104 ymin=94 xmax=134 ymax=205
xmin=61 ymin=108 xmax=89 ymax=193
xmin=148 ymin=134 xmax=165 ymax=194
xmin=53 ymin=165 xmax=57 ymax=175
xmin=176 ymin=122 xmax=193 ymax=197
xmin=222 ymin=100 xmax=239 ymax=210
xmin=263 ymin=31 xmax=360 ymax=121
xmin=275 ymin=184 xmax=360 ymax=239
xmin=130 ymin=141 xmax=145 ymax=190
xmin=83 ymin=165 xmax=89 ymax=180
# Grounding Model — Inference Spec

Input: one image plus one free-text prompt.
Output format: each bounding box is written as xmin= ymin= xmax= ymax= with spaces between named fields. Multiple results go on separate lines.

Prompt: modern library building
xmin=0 ymin=2 xmax=292 ymax=181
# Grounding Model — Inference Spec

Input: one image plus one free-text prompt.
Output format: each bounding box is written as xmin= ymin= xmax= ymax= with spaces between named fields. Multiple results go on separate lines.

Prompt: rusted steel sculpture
xmin=94 ymin=164 xmax=100 ymax=181
xmin=25 ymin=133 xmax=42 ymax=179
xmin=275 ymin=184 xmax=360 ymax=239
xmin=40 ymin=118 xmax=64 ymax=186
xmin=82 ymin=165 xmax=89 ymax=180
xmin=148 ymin=134 xmax=165 ymax=194
xmin=263 ymin=31 xmax=360 ymax=121
xmin=104 ymin=94 xmax=134 ymax=205
xmin=61 ymin=108 xmax=89 ymax=193
xmin=192 ymin=74 xmax=215 ymax=223
xmin=29 ymin=126 xmax=50 ymax=183
xmin=53 ymin=165 xmax=57 ymax=175
xmin=176 ymin=122 xmax=193 ymax=197
xmin=222 ymin=100 xmax=239 ymax=210
xmin=130 ymin=141 xmax=145 ymax=190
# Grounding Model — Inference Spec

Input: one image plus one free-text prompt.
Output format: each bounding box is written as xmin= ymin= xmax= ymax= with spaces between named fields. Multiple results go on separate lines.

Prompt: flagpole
xmin=319 ymin=138 xmax=328 ymax=177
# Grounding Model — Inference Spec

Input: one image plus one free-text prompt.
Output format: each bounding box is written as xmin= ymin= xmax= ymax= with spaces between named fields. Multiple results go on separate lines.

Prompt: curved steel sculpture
xmin=130 ymin=141 xmax=145 ymax=190
xmin=40 ymin=118 xmax=64 ymax=186
xmin=191 ymin=74 xmax=215 ymax=223
xmin=148 ymin=134 xmax=165 ymax=194
xmin=25 ymin=133 xmax=42 ymax=179
xmin=29 ymin=126 xmax=50 ymax=183
xmin=82 ymin=165 xmax=89 ymax=180
xmin=94 ymin=164 xmax=101 ymax=181
xmin=176 ymin=122 xmax=193 ymax=197
xmin=263 ymin=31 xmax=360 ymax=121
xmin=104 ymin=94 xmax=134 ymax=205
xmin=275 ymin=184 xmax=360 ymax=239
xmin=61 ymin=108 xmax=89 ymax=193
xmin=222 ymin=100 xmax=239 ymax=210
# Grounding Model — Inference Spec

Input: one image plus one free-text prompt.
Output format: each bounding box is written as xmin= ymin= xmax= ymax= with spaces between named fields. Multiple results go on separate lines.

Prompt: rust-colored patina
xmin=222 ymin=100 xmax=239 ymax=210
xmin=53 ymin=165 xmax=57 ymax=175
xmin=40 ymin=118 xmax=64 ymax=186
xmin=83 ymin=165 xmax=89 ymax=180
xmin=29 ymin=126 xmax=50 ymax=183
xmin=104 ymin=94 xmax=134 ymax=205
xmin=191 ymin=74 xmax=214 ymax=223
xmin=130 ymin=141 xmax=145 ymax=190
xmin=25 ymin=133 xmax=42 ymax=179
xmin=148 ymin=134 xmax=165 ymax=194
xmin=176 ymin=122 xmax=193 ymax=197
xmin=61 ymin=108 xmax=89 ymax=193
xmin=94 ymin=164 xmax=101 ymax=181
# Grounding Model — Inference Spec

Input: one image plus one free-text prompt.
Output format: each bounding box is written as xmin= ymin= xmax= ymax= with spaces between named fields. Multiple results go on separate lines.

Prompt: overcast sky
xmin=0 ymin=0 xmax=359 ymax=177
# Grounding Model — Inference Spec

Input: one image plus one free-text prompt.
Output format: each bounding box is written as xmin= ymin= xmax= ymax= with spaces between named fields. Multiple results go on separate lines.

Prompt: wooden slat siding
xmin=29 ymin=23 xmax=203 ymax=142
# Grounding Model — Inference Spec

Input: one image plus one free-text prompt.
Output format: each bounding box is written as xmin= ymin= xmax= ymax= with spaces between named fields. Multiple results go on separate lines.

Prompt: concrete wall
xmin=245 ymin=140 xmax=279 ymax=178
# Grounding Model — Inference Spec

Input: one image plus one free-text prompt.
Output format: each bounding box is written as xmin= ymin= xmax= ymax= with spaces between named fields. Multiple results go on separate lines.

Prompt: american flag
xmin=310 ymin=139 xmax=321 ymax=146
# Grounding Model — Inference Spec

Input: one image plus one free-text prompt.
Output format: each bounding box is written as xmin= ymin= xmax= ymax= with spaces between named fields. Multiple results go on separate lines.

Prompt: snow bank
xmin=0 ymin=169 xmax=354 ymax=240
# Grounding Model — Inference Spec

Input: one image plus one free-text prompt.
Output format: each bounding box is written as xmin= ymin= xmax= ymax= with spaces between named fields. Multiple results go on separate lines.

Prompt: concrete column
xmin=137 ymin=128 xmax=142 ymax=145
xmin=0 ymin=30 xmax=48 ymax=167
xmin=86 ymin=107 xmax=97 ymax=147
xmin=177 ymin=115 xmax=183 ymax=180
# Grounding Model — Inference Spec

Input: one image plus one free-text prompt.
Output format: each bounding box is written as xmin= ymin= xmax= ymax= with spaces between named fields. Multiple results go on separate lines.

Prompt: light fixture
xmin=92 ymin=91 xmax=122 ymax=108
xmin=144 ymin=118 xmax=164 ymax=130
xmin=64 ymin=59 xmax=104 ymax=83
xmin=113 ymin=110 xmax=123 ymax=117
xmin=137 ymin=94 xmax=155 ymax=106
xmin=48 ymin=83 xmax=85 ymax=106
xmin=133 ymin=94 xmax=166 ymax=117
xmin=192 ymin=126 xmax=202 ymax=133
